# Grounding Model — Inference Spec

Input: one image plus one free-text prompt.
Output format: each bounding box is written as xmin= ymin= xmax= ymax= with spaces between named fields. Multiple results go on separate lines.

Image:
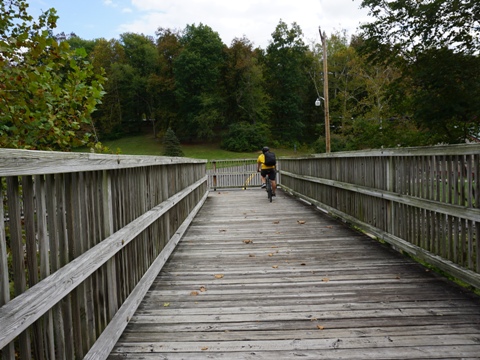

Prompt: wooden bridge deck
xmin=108 ymin=189 xmax=480 ymax=359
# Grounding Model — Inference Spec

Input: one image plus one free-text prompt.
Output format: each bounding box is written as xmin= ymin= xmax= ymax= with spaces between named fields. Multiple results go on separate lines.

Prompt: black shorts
xmin=261 ymin=168 xmax=276 ymax=181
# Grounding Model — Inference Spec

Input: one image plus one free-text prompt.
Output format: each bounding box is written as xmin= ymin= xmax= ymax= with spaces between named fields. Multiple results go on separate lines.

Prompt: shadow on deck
xmin=109 ymin=189 xmax=480 ymax=359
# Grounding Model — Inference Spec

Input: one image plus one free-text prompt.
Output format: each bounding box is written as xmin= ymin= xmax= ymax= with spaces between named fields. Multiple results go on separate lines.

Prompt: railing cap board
xmin=281 ymin=143 xmax=480 ymax=160
xmin=0 ymin=149 xmax=207 ymax=176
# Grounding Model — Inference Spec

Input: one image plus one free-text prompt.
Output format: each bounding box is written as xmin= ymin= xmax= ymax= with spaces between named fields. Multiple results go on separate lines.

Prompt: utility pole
xmin=319 ymin=27 xmax=330 ymax=153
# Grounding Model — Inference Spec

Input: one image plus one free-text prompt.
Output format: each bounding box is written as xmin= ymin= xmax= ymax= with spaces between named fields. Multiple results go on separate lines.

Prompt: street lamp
xmin=315 ymin=97 xmax=324 ymax=107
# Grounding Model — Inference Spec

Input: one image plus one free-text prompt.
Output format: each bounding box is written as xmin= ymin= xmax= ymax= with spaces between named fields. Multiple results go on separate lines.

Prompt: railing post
xmin=102 ymin=171 xmax=118 ymax=320
xmin=212 ymin=161 xmax=217 ymax=191
xmin=0 ymin=178 xmax=15 ymax=360
xmin=386 ymin=156 xmax=395 ymax=238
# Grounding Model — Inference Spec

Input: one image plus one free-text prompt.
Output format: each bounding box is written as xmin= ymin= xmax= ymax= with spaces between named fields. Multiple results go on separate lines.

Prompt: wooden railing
xmin=0 ymin=149 xmax=208 ymax=360
xmin=280 ymin=144 xmax=480 ymax=290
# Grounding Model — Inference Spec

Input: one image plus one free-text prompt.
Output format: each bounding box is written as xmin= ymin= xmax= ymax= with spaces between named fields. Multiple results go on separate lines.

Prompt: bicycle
xmin=265 ymin=173 xmax=273 ymax=202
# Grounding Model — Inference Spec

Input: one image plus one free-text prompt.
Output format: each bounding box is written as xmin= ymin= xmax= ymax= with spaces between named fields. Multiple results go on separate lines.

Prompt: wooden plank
xmin=109 ymin=190 xmax=480 ymax=359
xmin=0 ymin=149 xmax=206 ymax=177
xmin=0 ymin=178 xmax=15 ymax=360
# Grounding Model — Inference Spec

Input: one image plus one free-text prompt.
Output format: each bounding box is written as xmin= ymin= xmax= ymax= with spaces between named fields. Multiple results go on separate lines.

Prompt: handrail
xmin=280 ymin=143 xmax=480 ymax=290
xmin=0 ymin=149 xmax=208 ymax=359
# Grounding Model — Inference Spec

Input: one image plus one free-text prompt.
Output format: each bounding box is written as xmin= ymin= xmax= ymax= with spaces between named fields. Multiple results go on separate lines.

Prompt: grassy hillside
xmin=84 ymin=133 xmax=309 ymax=160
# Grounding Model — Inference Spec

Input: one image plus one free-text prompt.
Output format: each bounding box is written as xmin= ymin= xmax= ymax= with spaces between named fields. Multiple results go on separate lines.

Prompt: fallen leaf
xmin=297 ymin=220 xmax=306 ymax=224
xmin=200 ymin=286 xmax=207 ymax=292
xmin=273 ymin=221 xmax=280 ymax=224
xmin=243 ymin=239 xmax=253 ymax=244
xmin=219 ymin=229 xmax=227 ymax=232
xmin=322 ymin=277 xmax=329 ymax=282
xmin=163 ymin=302 xmax=170 ymax=307
xmin=317 ymin=325 xmax=325 ymax=330
xmin=310 ymin=318 xmax=318 ymax=321
xmin=214 ymin=274 xmax=224 ymax=279
xmin=201 ymin=347 xmax=209 ymax=351
xmin=326 ymin=226 xmax=333 ymax=229
xmin=300 ymin=263 xmax=306 ymax=266
xmin=272 ymin=265 xmax=278 ymax=269
xmin=190 ymin=291 xmax=199 ymax=296
xmin=268 ymin=253 xmax=274 ymax=257
xmin=249 ymin=254 xmax=256 ymax=257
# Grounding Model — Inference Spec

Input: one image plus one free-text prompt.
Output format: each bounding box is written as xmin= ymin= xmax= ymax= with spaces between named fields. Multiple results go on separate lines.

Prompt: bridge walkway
xmin=108 ymin=189 xmax=480 ymax=359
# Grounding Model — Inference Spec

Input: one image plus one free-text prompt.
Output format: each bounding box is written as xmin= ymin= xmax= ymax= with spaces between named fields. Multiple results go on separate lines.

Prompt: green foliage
xmin=264 ymin=20 xmax=312 ymax=144
xmin=221 ymin=121 xmax=271 ymax=152
xmin=163 ymin=128 xmax=184 ymax=156
xmin=358 ymin=0 xmax=480 ymax=145
xmin=224 ymin=37 xmax=271 ymax=127
xmin=410 ymin=48 xmax=480 ymax=144
xmin=174 ymin=23 xmax=226 ymax=141
xmin=360 ymin=0 xmax=480 ymax=57
xmin=0 ymin=0 xmax=106 ymax=150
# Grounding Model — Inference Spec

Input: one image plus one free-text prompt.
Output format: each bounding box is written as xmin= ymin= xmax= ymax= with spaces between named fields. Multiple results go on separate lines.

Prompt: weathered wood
xmin=0 ymin=149 xmax=205 ymax=176
xmin=1 ymin=152 xmax=208 ymax=359
xmin=109 ymin=190 xmax=480 ymax=359
xmin=280 ymin=145 xmax=480 ymax=291
xmin=0 ymin=176 xmax=206 ymax=350
xmin=84 ymin=191 xmax=209 ymax=359
xmin=0 ymin=179 xmax=15 ymax=360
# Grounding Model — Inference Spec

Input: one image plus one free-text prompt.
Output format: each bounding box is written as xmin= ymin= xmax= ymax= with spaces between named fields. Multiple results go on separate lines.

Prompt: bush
xmin=221 ymin=122 xmax=271 ymax=152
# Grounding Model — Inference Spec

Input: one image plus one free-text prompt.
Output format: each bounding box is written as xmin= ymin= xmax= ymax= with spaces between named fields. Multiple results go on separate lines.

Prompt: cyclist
xmin=257 ymin=146 xmax=277 ymax=196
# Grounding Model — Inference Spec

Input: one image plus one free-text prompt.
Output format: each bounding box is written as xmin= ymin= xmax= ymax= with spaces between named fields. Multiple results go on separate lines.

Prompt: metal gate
xmin=207 ymin=159 xmax=260 ymax=190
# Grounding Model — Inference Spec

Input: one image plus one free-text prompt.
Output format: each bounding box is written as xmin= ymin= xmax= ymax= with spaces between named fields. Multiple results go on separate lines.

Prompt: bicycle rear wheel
xmin=266 ymin=174 xmax=272 ymax=202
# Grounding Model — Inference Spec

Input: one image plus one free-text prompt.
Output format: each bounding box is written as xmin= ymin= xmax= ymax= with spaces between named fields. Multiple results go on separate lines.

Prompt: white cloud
xmin=118 ymin=0 xmax=371 ymax=48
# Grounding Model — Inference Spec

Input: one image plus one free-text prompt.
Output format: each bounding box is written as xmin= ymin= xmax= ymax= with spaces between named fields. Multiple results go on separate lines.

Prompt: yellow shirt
xmin=257 ymin=154 xmax=275 ymax=170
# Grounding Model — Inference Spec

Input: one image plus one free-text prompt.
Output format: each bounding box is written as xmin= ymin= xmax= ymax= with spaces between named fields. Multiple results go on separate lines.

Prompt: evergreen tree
xmin=163 ymin=128 xmax=184 ymax=156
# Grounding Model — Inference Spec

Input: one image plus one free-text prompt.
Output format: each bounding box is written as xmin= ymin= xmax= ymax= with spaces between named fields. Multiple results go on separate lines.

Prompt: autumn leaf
xmin=272 ymin=265 xmax=278 ymax=269
xmin=190 ymin=291 xmax=199 ymax=296
xmin=249 ymin=254 xmax=256 ymax=257
xmin=322 ymin=277 xmax=329 ymax=282
xmin=243 ymin=239 xmax=253 ymax=244
xmin=300 ymin=263 xmax=306 ymax=266
xmin=201 ymin=347 xmax=208 ymax=351
xmin=163 ymin=302 xmax=170 ymax=307
xmin=214 ymin=274 xmax=224 ymax=279
xmin=200 ymin=286 xmax=207 ymax=292
xmin=297 ymin=220 xmax=306 ymax=224
xmin=219 ymin=229 xmax=227 ymax=232
xmin=273 ymin=221 xmax=280 ymax=224
xmin=317 ymin=325 xmax=325 ymax=330
xmin=268 ymin=253 xmax=274 ymax=257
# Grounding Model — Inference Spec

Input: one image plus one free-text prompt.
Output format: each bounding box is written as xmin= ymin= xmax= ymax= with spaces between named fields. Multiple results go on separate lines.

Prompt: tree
xmin=264 ymin=20 xmax=312 ymax=144
xmin=119 ymin=33 xmax=159 ymax=134
xmin=150 ymin=28 xmax=183 ymax=137
xmin=360 ymin=0 xmax=480 ymax=57
xmin=0 ymin=1 xmax=106 ymax=150
xmin=89 ymin=38 xmax=127 ymax=139
xmin=359 ymin=0 xmax=480 ymax=145
xmin=174 ymin=23 xmax=226 ymax=141
xmin=224 ymin=37 xmax=270 ymax=127
xmin=410 ymin=48 xmax=480 ymax=144
xmin=163 ymin=127 xmax=184 ymax=156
